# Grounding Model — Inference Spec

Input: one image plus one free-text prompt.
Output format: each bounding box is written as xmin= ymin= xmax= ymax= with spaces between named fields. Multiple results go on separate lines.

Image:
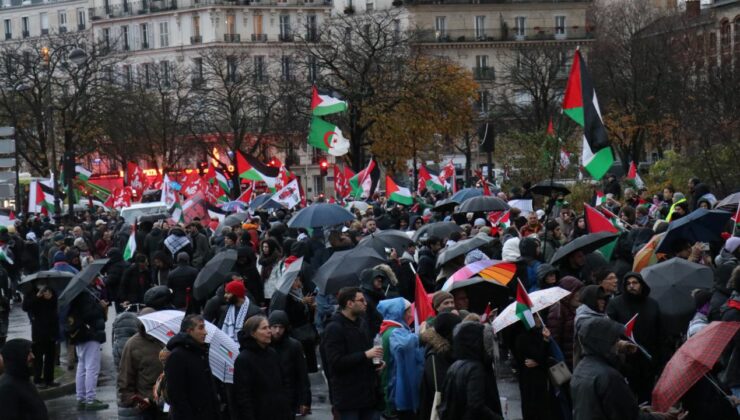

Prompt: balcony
xmin=224 ymin=33 xmax=241 ymax=42
xmin=306 ymin=31 xmax=319 ymax=42
xmin=252 ymin=33 xmax=267 ymax=42
xmin=41 ymin=28 xmax=49 ymax=35
xmin=88 ymin=0 xmax=330 ymax=20
xmin=4 ymin=33 xmax=11 ymax=40
xmin=22 ymin=30 xmax=29 ymax=38
xmin=59 ymin=26 xmax=68 ymax=33
xmin=473 ymin=67 xmax=495 ymax=80
xmin=78 ymin=23 xmax=86 ymax=31
xmin=141 ymin=41 xmax=149 ymax=49
xmin=190 ymin=35 xmax=202 ymax=44
xmin=279 ymin=33 xmax=294 ymax=42
xmin=415 ymin=26 xmax=593 ymax=43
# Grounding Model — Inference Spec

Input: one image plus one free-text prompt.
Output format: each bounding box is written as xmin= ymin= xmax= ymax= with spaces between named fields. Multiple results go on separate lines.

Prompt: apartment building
xmin=1 ymin=0 xmax=89 ymax=41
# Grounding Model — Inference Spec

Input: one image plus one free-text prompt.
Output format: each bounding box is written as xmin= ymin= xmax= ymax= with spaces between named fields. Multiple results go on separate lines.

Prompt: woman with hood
xmin=418 ymin=312 xmax=462 ymax=420
xmin=377 ymin=297 xmax=424 ymax=419
xmin=573 ymin=285 xmax=607 ymax=368
xmin=438 ymin=322 xmax=503 ymax=420
xmin=234 ymin=315 xmax=293 ymax=420
xmin=0 ymin=338 xmax=49 ymax=419
xmin=514 ymin=316 xmax=557 ymax=420
xmin=515 ymin=237 xmax=542 ymax=293
xmin=360 ymin=265 xmax=392 ymax=336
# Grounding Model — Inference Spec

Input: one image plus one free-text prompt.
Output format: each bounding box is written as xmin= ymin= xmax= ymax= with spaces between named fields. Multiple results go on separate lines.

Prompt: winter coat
xmin=417 ymin=247 xmax=438 ymax=291
xmin=0 ymin=339 xmax=49 ymax=420
xmin=418 ymin=326 xmax=455 ymax=420
xmin=164 ymin=333 xmax=221 ymax=420
xmin=103 ymin=248 xmax=129 ymax=303
xmin=377 ymin=298 xmax=424 ymax=412
xmin=393 ymin=254 xmax=419 ymax=299
xmin=112 ymin=312 xmax=141 ymax=369
xmin=571 ymin=317 xmax=660 ymax=420
xmin=190 ymin=231 xmax=211 ymax=269
xmin=167 ymin=263 xmax=198 ymax=310
xmin=573 ymin=285 xmax=607 ymax=368
xmin=438 ymin=323 xmax=502 ymax=420
xmin=360 ymin=265 xmax=392 ymax=336
xmin=143 ymin=228 xmax=165 ymax=262
xmin=514 ymin=327 xmax=556 ymax=420
xmin=234 ymin=246 xmax=263 ymax=305
xmin=233 ymin=334 xmax=293 ymax=420
xmin=66 ymin=290 xmax=106 ymax=345
xmin=120 ymin=265 xmax=152 ymax=305
xmin=22 ymin=288 xmax=59 ymax=342
xmin=117 ymin=332 xmax=164 ymax=407
xmin=720 ymin=292 xmax=740 ymax=387
xmin=322 ymin=311 xmax=379 ymax=411
xmin=545 ymin=276 xmax=583 ymax=369
xmin=269 ymin=312 xmax=311 ymax=410
xmin=539 ymin=231 xmax=561 ymax=265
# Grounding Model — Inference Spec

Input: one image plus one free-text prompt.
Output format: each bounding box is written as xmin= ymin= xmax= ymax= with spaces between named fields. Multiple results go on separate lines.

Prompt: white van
xmin=119 ymin=202 xmax=169 ymax=224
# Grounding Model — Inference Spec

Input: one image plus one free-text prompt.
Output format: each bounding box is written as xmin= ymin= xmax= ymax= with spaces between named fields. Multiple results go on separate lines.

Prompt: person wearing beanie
xmin=218 ymin=279 xmax=261 ymax=343
xmin=0 ymin=338 xmax=49 ymax=419
xmin=432 ymin=291 xmax=455 ymax=314
xmin=267 ymin=310 xmax=311 ymax=416
xmin=51 ymin=250 xmax=79 ymax=274
xmin=418 ymin=312 xmax=462 ymax=420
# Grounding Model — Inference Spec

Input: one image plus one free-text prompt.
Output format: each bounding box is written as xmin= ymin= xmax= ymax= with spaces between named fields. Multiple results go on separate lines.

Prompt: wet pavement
xmin=7 ymin=300 xmax=521 ymax=420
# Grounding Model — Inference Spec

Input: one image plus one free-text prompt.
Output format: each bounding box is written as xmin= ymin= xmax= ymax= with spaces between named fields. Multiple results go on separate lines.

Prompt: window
xmin=279 ymin=15 xmax=290 ymax=40
xmin=720 ymin=19 xmax=730 ymax=58
xmin=192 ymin=57 xmax=204 ymax=85
xmin=435 ymin=16 xmax=446 ymax=39
xmin=159 ymin=22 xmax=168 ymax=47
xmin=555 ymin=16 xmax=566 ymax=37
xmin=735 ymin=18 xmax=740 ymax=59
xmin=227 ymin=56 xmax=238 ymax=82
xmin=192 ymin=15 xmax=200 ymax=37
xmin=253 ymin=55 xmax=265 ymax=81
xmin=22 ymin=17 xmax=29 ymax=37
xmin=141 ymin=23 xmax=149 ymax=48
xmin=161 ymin=60 xmax=170 ymax=86
xmin=77 ymin=8 xmax=86 ymax=30
xmin=122 ymin=25 xmax=130 ymax=50
xmin=103 ymin=27 xmax=110 ymax=49
xmin=40 ymin=13 xmax=49 ymax=35
xmin=58 ymin=11 xmax=67 ymax=31
xmin=475 ymin=55 xmax=488 ymax=68
xmin=474 ymin=55 xmax=493 ymax=80
xmin=281 ymin=55 xmax=292 ymax=80
xmin=307 ymin=55 xmax=318 ymax=82
xmin=122 ymin=64 xmax=132 ymax=87
xmin=142 ymin=63 xmax=151 ymax=87
xmin=515 ymin=16 xmax=526 ymax=38
xmin=306 ymin=15 xmax=317 ymax=42
xmin=393 ymin=19 xmax=400 ymax=41
xmin=477 ymin=90 xmax=489 ymax=113
xmin=226 ymin=13 xmax=235 ymax=34
xmin=3 ymin=19 xmax=11 ymax=40
xmin=474 ymin=15 xmax=485 ymax=39
xmin=254 ymin=15 xmax=263 ymax=34
xmin=366 ymin=0 xmax=373 ymax=11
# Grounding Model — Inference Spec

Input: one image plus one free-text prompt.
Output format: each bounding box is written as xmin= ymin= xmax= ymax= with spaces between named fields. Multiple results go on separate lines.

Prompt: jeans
xmin=337 ymin=409 xmax=380 ymax=420
xmin=75 ymin=340 xmax=101 ymax=403
xmin=32 ymin=339 xmax=56 ymax=384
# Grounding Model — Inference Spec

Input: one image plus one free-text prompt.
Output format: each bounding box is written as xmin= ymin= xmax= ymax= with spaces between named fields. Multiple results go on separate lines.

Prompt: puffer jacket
xmin=117 ymin=332 xmax=164 ymax=409
xmin=112 ymin=312 xmax=141 ymax=369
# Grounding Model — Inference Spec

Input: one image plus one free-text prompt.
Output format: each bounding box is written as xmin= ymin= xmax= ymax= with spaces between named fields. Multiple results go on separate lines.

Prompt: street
xmin=7 ymin=300 xmax=523 ymax=419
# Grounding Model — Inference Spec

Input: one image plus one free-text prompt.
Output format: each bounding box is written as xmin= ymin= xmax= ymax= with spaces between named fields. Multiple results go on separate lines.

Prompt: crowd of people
xmin=0 ymin=174 xmax=739 ymax=420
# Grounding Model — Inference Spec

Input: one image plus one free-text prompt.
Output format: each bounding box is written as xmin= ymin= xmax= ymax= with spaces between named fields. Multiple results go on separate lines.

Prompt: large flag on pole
xmin=308 ymin=117 xmax=350 ymax=156
xmin=386 ymin=176 xmax=413 ymax=206
xmin=236 ymin=151 xmax=279 ymax=188
xmin=418 ymin=165 xmax=445 ymax=193
xmin=271 ymin=178 xmax=301 ymax=209
xmin=562 ymin=49 xmax=613 ymax=180
xmin=439 ymin=161 xmax=456 ymax=192
xmin=310 ymin=86 xmax=348 ymax=116
xmin=627 ymin=161 xmax=645 ymax=189
xmin=349 ymin=159 xmax=380 ymax=199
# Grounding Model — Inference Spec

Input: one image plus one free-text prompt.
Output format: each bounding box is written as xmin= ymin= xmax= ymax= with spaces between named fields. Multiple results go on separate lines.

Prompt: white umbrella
xmin=276 ymin=257 xmax=304 ymax=295
xmin=138 ymin=310 xmax=240 ymax=384
xmin=492 ymin=287 xmax=571 ymax=333
xmin=345 ymin=201 xmax=369 ymax=212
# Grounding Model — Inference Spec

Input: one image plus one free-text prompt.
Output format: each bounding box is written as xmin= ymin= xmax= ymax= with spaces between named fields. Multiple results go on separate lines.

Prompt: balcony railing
xmin=78 ymin=23 xmax=86 ymax=30
xmin=251 ymin=33 xmax=267 ymax=42
xmin=59 ymin=26 xmax=68 ymax=33
xmin=22 ymin=30 xmax=29 ymax=38
xmin=224 ymin=33 xmax=241 ymax=42
xmin=41 ymin=28 xmax=49 ymax=35
xmin=4 ymin=33 xmax=11 ymax=40
xmin=279 ymin=33 xmax=294 ymax=42
xmin=190 ymin=35 xmax=202 ymax=44
xmin=473 ymin=67 xmax=495 ymax=80
xmin=415 ymin=26 xmax=593 ymax=43
xmin=88 ymin=0 xmax=330 ymax=20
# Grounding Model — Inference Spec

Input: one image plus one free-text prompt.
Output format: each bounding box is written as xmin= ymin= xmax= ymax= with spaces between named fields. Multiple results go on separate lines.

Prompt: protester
xmin=267 ymin=310 xmax=311 ymax=416
xmin=545 ymin=276 xmax=583 ymax=370
xmin=167 ymin=252 xmax=198 ymax=311
xmin=121 ymin=254 xmax=152 ymax=308
xmin=0 ymin=338 xmax=49 ymax=419
xmin=418 ymin=312 xmax=461 ymax=420
xmin=117 ymin=316 xmax=165 ymax=419
xmin=360 ymin=265 xmax=392 ymax=336
xmin=22 ymin=283 xmax=59 ymax=388
xmin=219 ymin=279 xmax=261 ymax=343
xmin=514 ymin=316 xmax=557 ymax=420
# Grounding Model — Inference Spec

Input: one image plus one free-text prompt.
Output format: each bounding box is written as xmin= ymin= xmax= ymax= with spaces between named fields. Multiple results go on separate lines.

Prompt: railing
xmin=4 ymin=33 xmax=11 ymax=40
xmin=88 ymin=0 xmax=331 ymax=20
xmin=415 ymin=26 xmax=593 ymax=43
xmin=251 ymin=33 xmax=267 ymax=42
xmin=41 ymin=28 xmax=49 ymax=35
xmin=473 ymin=67 xmax=495 ymax=80
xmin=22 ymin=30 xmax=29 ymax=38
xmin=224 ymin=33 xmax=241 ymax=42
xmin=305 ymin=31 xmax=319 ymax=42
xmin=190 ymin=35 xmax=202 ymax=44
xmin=59 ymin=27 xmax=68 ymax=33
xmin=279 ymin=33 xmax=294 ymax=42
xmin=78 ymin=23 xmax=86 ymax=30
xmin=141 ymin=41 xmax=149 ymax=48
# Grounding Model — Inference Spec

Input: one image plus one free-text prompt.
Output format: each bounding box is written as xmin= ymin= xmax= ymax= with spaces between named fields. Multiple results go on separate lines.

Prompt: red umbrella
xmin=652 ymin=321 xmax=740 ymax=412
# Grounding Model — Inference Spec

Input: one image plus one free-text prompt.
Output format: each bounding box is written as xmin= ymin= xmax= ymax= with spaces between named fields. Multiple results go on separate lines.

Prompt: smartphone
xmin=700 ymin=243 xmax=710 ymax=252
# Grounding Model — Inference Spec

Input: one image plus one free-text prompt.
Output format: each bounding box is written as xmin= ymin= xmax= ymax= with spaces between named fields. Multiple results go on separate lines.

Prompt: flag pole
xmin=733 ymin=201 xmax=740 ymax=236
xmin=541 ymin=110 xmax=565 ymax=261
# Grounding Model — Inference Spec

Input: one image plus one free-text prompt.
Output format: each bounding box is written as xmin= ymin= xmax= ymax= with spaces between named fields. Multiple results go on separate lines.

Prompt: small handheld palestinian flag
xmin=481 ymin=302 xmax=493 ymax=323
xmin=624 ymin=313 xmax=653 ymax=360
xmin=515 ymin=279 xmax=535 ymax=329
xmin=311 ymin=86 xmax=348 ymax=116
xmin=123 ymin=220 xmax=137 ymax=261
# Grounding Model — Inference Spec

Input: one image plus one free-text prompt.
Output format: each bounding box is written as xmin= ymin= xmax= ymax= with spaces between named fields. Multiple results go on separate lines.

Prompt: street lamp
xmin=63 ymin=47 xmax=88 ymax=219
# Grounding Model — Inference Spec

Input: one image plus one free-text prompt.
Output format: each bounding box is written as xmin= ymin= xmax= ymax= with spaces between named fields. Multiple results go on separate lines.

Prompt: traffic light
xmin=319 ymin=159 xmax=328 ymax=176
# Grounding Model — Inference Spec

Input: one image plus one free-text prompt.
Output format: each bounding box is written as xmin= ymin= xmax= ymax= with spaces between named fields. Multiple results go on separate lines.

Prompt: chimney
xmin=686 ymin=0 xmax=700 ymax=18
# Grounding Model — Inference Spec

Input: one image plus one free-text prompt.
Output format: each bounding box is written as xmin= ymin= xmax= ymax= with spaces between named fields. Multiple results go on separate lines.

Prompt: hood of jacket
xmin=166 ymin=332 xmax=206 ymax=353
xmin=106 ymin=247 xmax=123 ymax=263
xmin=502 ymin=237 xmax=521 ymax=262
xmin=377 ymin=297 xmax=410 ymax=328
xmin=143 ymin=286 xmax=174 ymax=310
xmin=536 ymin=263 xmax=559 ymax=289
xmin=559 ymin=276 xmax=584 ymax=293
xmin=452 ymin=322 xmax=485 ymax=362
xmin=578 ymin=317 xmax=624 ymax=361
xmin=0 ymin=338 xmax=33 ymax=379
xmin=619 ymin=271 xmax=651 ymax=300
xmin=579 ymin=285 xmax=606 ymax=313
xmin=519 ymin=237 xmax=539 ymax=261
xmin=420 ymin=327 xmax=451 ymax=355
xmin=581 ymin=252 xmax=608 ymax=283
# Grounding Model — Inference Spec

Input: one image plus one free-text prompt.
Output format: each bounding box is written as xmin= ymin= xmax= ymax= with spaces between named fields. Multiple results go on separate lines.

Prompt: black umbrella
xmin=716 ymin=192 xmax=740 ymax=212
xmin=549 ymin=231 xmax=619 ymax=265
xmin=456 ymin=196 xmax=509 ymax=214
xmin=18 ymin=271 xmax=75 ymax=295
xmin=249 ymin=194 xmax=286 ymax=211
xmin=655 ymin=209 xmax=732 ymax=254
xmin=215 ymin=213 xmax=249 ymax=236
xmin=444 ymin=277 xmax=511 ymax=314
xmin=313 ymin=247 xmax=386 ymax=295
xmin=58 ymin=259 xmax=110 ymax=308
xmin=527 ymin=181 xmax=571 ymax=196
xmin=450 ymin=188 xmax=483 ymax=203
xmin=412 ymin=221 xmax=463 ymax=242
xmin=288 ymin=203 xmax=356 ymax=228
xmin=432 ymin=198 xmax=459 ymax=213
xmin=641 ymin=258 xmax=714 ymax=335
xmin=357 ymin=230 xmax=414 ymax=256
xmin=192 ymin=249 xmax=238 ymax=301
xmin=436 ymin=234 xmax=495 ymax=267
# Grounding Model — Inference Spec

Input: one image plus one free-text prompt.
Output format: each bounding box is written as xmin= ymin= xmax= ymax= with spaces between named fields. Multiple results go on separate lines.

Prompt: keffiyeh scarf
xmin=222 ymin=299 xmax=250 ymax=342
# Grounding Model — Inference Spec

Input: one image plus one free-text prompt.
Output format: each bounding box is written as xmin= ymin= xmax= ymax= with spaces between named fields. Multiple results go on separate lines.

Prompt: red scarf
xmin=379 ymin=320 xmax=403 ymax=335
xmin=728 ymin=299 xmax=740 ymax=311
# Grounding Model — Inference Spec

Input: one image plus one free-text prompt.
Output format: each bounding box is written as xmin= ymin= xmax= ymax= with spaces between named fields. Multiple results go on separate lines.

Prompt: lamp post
xmin=63 ymin=47 xmax=88 ymax=219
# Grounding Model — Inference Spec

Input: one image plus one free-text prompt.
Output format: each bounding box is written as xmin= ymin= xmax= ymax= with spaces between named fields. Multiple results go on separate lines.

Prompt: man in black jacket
xmin=167 ymin=252 xmax=198 ymax=311
xmin=323 ymin=287 xmax=383 ymax=419
xmin=417 ymin=236 xmax=442 ymax=292
xmin=165 ymin=314 xmax=220 ymax=420
xmin=606 ymin=272 xmax=661 ymax=404
xmin=103 ymin=248 xmax=129 ymax=314
xmin=0 ymin=338 xmax=49 ymax=419
xmin=120 ymin=254 xmax=151 ymax=308
xmin=22 ymin=284 xmax=59 ymax=388
xmin=269 ymin=310 xmax=311 ymax=416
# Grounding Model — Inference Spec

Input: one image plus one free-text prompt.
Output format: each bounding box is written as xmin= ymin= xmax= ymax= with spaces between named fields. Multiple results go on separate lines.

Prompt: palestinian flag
xmin=595 ymin=190 xmax=606 ymax=206
xmin=214 ymin=169 xmax=231 ymax=195
xmin=349 ymin=159 xmax=380 ymax=198
xmin=29 ymin=180 xmax=56 ymax=214
xmin=627 ymin=161 xmax=645 ymax=189
xmin=563 ymin=49 xmax=613 ymax=180
xmin=123 ymin=221 xmax=137 ymax=261
xmin=236 ymin=151 xmax=279 ymax=188
xmin=497 ymin=210 xmax=511 ymax=229
xmin=624 ymin=313 xmax=638 ymax=342
xmin=584 ymin=203 xmax=621 ymax=260
xmin=515 ymin=279 xmax=535 ymax=329
xmin=386 ymin=176 xmax=413 ymax=206
xmin=170 ymin=200 xmax=184 ymax=224
xmin=0 ymin=246 xmax=13 ymax=265
xmin=236 ymin=183 xmax=253 ymax=204
xmin=311 ymin=86 xmax=347 ymax=116
xmin=308 ymin=117 xmax=350 ymax=157
xmin=75 ymin=165 xmax=92 ymax=181
xmin=418 ymin=166 xmax=445 ymax=193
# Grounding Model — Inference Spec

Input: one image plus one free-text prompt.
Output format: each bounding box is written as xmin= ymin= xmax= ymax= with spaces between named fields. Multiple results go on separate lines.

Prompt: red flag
xmin=342 ymin=165 xmax=355 ymax=198
xmin=8 ymin=210 xmax=15 ymax=221
xmin=181 ymin=171 xmax=206 ymax=198
xmin=112 ymin=187 xmax=132 ymax=208
xmin=439 ymin=161 xmax=456 ymax=192
xmin=547 ymin=117 xmax=555 ymax=136
xmin=414 ymin=274 xmax=435 ymax=324
xmin=584 ymin=203 xmax=619 ymax=233
xmin=481 ymin=302 xmax=493 ymax=323
xmin=126 ymin=162 xmax=146 ymax=198
xmin=417 ymin=165 xmax=433 ymax=193
xmin=475 ymin=170 xmax=491 ymax=196
xmin=236 ymin=184 xmax=253 ymax=204
xmin=333 ymin=164 xmax=347 ymax=198
xmin=624 ymin=313 xmax=638 ymax=341
xmin=733 ymin=202 xmax=740 ymax=224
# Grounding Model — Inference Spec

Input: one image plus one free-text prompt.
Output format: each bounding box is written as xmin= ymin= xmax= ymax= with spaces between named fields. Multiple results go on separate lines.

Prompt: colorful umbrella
xmin=443 ymin=259 xmax=516 ymax=291
xmin=652 ymin=321 xmax=740 ymax=412
xmin=492 ymin=286 xmax=571 ymax=333
xmin=139 ymin=310 xmax=240 ymax=384
xmin=632 ymin=232 xmax=666 ymax=272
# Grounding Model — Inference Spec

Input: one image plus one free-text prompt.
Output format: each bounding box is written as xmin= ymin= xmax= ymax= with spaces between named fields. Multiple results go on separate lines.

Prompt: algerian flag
xmin=386 ymin=176 xmax=413 ymax=206
xmin=123 ymin=222 xmax=137 ymax=261
xmin=515 ymin=279 xmax=535 ymax=329
xmin=562 ymin=49 xmax=613 ymax=180
xmin=75 ymin=165 xmax=92 ymax=181
xmin=311 ymin=86 xmax=348 ymax=116
xmin=308 ymin=117 xmax=350 ymax=157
